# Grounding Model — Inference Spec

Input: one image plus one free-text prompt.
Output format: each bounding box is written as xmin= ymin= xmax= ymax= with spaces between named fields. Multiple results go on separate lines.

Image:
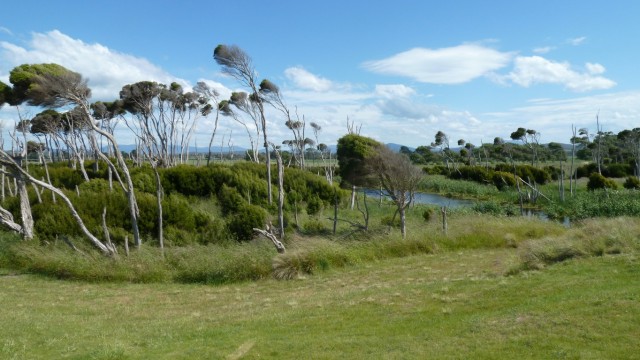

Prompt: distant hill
xmin=386 ymin=143 xmax=415 ymax=152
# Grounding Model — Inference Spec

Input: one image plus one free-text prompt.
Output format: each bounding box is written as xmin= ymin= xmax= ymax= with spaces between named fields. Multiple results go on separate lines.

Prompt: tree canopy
xmin=336 ymin=134 xmax=383 ymax=186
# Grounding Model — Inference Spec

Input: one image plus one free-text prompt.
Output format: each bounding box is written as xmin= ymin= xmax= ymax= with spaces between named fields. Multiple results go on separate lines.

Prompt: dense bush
xmin=448 ymin=166 xmax=491 ymax=183
xmin=623 ymin=176 xmax=640 ymax=189
xmin=227 ymin=204 xmax=267 ymax=241
xmin=587 ymin=173 xmax=618 ymax=191
xmin=492 ymin=171 xmax=516 ymax=190
xmin=576 ymin=162 xmax=633 ymax=178
xmin=493 ymin=164 xmax=551 ymax=184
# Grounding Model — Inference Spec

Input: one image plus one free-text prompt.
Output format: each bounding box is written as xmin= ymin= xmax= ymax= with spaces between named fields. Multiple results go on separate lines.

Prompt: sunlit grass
xmin=1 ymin=248 xmax=638 ymax=359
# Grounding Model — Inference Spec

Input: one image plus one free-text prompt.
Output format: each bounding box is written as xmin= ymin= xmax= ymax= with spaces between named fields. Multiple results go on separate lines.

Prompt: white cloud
xmin=533 ymin=46 xmax=554 ymax=54
xmin=284 ymin=66 xmax=333 ymax=92
xmin=504 ymin=56 xmax=616 ymax=92
xmin=374 ymin=84 xmax=415 ymax=99
xmin=567 ymin=36 xmax=587 ymax=46
xmin=585 ymin=62 xmax=605 ymax=75
xmin=0 ymin=27 xmax=12 ymax=36
xmin=362 ymin=44 xmax=513 ymax=84
xmin=0 ymin=30 xmax=188 ymax=100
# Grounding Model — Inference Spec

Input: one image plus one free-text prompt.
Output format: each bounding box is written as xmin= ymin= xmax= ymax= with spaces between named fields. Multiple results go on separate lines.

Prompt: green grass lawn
xmin=1 ymin=248 xmax=638 ymax=359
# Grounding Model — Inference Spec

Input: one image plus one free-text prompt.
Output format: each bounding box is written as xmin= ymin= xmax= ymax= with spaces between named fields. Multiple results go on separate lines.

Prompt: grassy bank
xmin=1 ymin=248 xmax=638 ymax=359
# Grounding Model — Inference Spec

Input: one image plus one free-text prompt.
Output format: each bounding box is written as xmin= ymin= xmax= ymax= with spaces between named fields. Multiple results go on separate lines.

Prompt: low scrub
xmin=545 ymin=189 xmax=640 ymax=219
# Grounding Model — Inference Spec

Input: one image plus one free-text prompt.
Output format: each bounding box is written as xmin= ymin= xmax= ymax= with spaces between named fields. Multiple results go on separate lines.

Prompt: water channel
xmin=364 ymin=189 xmax=570 ymax=226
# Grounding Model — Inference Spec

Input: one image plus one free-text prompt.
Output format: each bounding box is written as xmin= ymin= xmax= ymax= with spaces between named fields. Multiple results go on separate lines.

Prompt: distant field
xmin=1 ymin=249 xmax=638 ymax=359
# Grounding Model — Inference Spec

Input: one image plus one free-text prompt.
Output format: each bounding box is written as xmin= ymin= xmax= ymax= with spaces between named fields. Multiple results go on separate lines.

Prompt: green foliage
xmin=336 ymin=134 xmax=382 ymax=186
xmin=623 ymin=176 xmax=640 ymax=189
xmin=449 ymin=166 xmax=491 ymax=183
xmin=306 ymin=195 xmax=323 ymax=215
xmin=8 ymin=63 xmax=71 ymax=106
xmin=301 ymin=219 xmax=328 ymax=235
xmin=545 ymin=189 xmax=640 ymax=219
xmin=492 ymin=171 xmax=516 ymax=190
xmin=587 ymin=173 xmax=618 ymax=191
xmin=494 ymin=164 xmax=551 ymax=184
xmin=0 ymin=80 xmax=10 ymax=106
xmin=227 ymin=204 xmax=266 ymax=241
xmin=577 ymin=162 xmax=634 ymax=178
xmin=472 ymin=201 xmax=517 ymax=216
xmin=422 ymin=208 xmax=435 ymax=222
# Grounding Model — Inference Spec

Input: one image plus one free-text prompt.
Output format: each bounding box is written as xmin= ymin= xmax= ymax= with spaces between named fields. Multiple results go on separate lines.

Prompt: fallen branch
xmin=253 ymin=226 xmax=286 ymax=254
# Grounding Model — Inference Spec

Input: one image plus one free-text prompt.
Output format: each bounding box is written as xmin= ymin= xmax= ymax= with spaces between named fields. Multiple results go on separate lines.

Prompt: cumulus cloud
xmin=362 ymin=44 xmax=513 ymax=84
xmin=0 ymin=30 xmax=188 ymax=100
xmin=284 ymin=66 xmax=333 ymax=92
xmin=504 ymin=56 xmax=616 ymax=92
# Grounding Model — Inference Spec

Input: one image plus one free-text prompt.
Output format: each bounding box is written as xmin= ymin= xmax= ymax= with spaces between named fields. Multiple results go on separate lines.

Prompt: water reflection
xmin=364 ymin=189 xmax=473 ymax=208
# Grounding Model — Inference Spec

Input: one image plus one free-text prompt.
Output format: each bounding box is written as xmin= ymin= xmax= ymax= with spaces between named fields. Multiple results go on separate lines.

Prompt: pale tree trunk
xmin=17 ymin=179 xmax=34 ymax=240
xmin=153 ymin=166 xmax=164 ymax=252
xmin=0 ymin=206 xmax=23 ymax=234
xmin=399 ymin=206 xmax=407 ymax=239
xmin=274 ymin=147 xmax=285 ymax=240
xmin=39 ymin=150 xmax=56 ymax=203
xmin=1 ymin=149 xmax=114 ymax=254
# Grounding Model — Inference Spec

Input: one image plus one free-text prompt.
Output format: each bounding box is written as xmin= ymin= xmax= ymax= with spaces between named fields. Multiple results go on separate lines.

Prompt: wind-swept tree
xmin=367 ymin=145 xmax=423 ymax=239
xmin=8 ymin=63 xmax=142 ymax=247
xmin=432 ymin=131 xmax=459 ymax=173
xmin=192 ymin=82 xmax=220 ymax=166
xmin=214 ymin=44 xmax=273 ymax=204
xmin=218 ymin=95 xmax=260 ymax=162
xmin=510 ymin=127 xmax=540 ymax=166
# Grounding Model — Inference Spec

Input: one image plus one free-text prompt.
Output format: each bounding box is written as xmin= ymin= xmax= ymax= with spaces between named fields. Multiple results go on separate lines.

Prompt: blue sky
xmin=2 ymin=0 xmax=640 ymax=149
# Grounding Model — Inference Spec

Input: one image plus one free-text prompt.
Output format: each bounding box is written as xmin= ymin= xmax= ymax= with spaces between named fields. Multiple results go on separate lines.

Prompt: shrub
xmin=381 ymin=215 xmax=401 ymax=227
xmin=306 ymin=196 xmax=323 ymax=215
xmin=605 ymin=163 xmax=632 ymax=178
xmin=422 ymin=208 xmax=435 ymax=222
xmin=492 ymin=171 xmax=516 ymax=190
xmin=587 ymin=173 xmax=618 ymax=191
xmin=473 ymin=201 xmax=516 ymax=216
xmin=227 ymin=204 xmax=267 ymax=241
xmin=302 ymin=218 xmax=328 ymax=235
xmin=623 ymin=176 xmax=640 ymax=190
xmin=449 ymin=166 xmax=491 ymax=183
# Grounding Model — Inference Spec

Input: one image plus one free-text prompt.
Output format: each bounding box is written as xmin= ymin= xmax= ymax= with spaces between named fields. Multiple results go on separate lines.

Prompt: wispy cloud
xmin=362 ymin=44 xmax=513 ymax=84
xmin=533 ymin=46 xmax=554 ymax=54
xmin=0 ymin=30 xmax=189 ymax=100
xmin=0 ymin=27 xmax=12 ymax=36
xmin=567 ymin=36 xmax=587 ymax=46
xmin=502 ymin=56 xmax=616 ymax=92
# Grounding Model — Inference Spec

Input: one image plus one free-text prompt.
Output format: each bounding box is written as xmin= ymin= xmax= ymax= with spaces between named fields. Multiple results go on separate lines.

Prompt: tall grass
xmin=510 ymin=217 xmax=640 ymax=273
xmin=3 ymin=208 xmax=637 ymax=284
xmin=419 ymin=175 xmax=500 ymax=198
xmin=544 ymin=189 xmax=640 ymax=219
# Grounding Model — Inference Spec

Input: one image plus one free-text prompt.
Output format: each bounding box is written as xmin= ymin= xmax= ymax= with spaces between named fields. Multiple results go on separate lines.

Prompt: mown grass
xmin=1 ymin=248 xmax=638 ymax=359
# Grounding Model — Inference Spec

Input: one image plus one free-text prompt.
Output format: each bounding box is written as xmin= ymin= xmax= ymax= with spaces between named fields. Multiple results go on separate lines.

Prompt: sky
xmin=1 ymin=0 xmax=640 ymax=150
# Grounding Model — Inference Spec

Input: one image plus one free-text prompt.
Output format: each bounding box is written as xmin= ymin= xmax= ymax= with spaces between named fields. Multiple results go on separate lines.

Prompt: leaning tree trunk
xmin=274 ymin=148 xmax=285 ymax=240
xmin=16 ymin=179 xmax=34 ymax=240
xmin=0 ymin=149 xmax=113 ymax=255
xmin=152 ymin=165 xmax=164 ymax=252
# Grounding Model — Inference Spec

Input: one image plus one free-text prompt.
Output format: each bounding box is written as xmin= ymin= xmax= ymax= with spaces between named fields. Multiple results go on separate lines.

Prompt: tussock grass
xmin=273 ymin=233 xmax=436 ymax=279
xmin=511 ymin=217 xmax=640 ymax=273
xmin=2 ymin=212 xmax=638 ymax=284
